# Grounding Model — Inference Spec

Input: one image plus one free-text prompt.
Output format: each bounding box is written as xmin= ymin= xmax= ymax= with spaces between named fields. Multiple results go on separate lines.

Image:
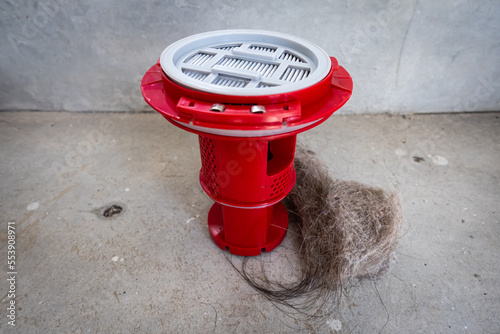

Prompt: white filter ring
xmin=160 ymin=30 xmax=331 ymax=96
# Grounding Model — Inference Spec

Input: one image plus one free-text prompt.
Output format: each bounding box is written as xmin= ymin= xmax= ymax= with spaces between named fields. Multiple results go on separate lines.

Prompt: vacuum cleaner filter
xmin=159 ymin=30 xmax=332 ymax=97
xmin=141 ymin=30 xmax=353 ymax=256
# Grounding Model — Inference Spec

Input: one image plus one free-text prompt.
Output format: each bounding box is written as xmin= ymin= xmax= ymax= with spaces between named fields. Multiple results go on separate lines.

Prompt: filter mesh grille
xmin=213 ymin=75 xmax=249 ymax=88
xmin=184 ymin=52 xmax=214 ymax=66
xmin=160 ymin=30 xmax=331 ymax=96
xmin=269 ymin=168 xmax=292 ymax=198
xmin=182 ymin=69 xmax=209 ymax=81
xmin=216 ymin=57 xmax=279 ymax=78
xmin=248 ymin=44 xmax=277 ymax=53
xmin=199 ymin=136 xmax=219 ymax=196
xmin=280 ymin=66 xmax=310 ymax=82
xmin=279 ymin=51 xmax=306 ymax=63
xmin=214 ymin=44 xmax=242 ymax=51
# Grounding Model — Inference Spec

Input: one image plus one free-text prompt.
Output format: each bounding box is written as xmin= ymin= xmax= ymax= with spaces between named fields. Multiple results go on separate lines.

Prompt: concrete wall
xmin=1 ymin=0 xmax=499 ymax=114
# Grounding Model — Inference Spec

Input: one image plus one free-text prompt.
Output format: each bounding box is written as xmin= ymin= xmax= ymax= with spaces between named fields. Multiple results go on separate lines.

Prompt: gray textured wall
xmin=1 ymin=0 xmax=499 ymax=114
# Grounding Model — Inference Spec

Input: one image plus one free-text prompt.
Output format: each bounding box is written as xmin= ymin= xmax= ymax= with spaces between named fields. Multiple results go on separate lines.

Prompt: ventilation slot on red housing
xmin=199 ymin=136 xmax=219 ymax=197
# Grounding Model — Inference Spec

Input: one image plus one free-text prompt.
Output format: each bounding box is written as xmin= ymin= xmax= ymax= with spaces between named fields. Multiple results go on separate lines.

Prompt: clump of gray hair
xmin=233 ymin=146 xmax=402 ymax=313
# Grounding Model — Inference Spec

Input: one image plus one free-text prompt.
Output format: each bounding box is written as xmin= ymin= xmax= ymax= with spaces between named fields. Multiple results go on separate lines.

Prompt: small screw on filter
xmin=251 ymin=105 xmax=266 ymax=114
xmin=210 ymin=104 xmax=226 ymax=112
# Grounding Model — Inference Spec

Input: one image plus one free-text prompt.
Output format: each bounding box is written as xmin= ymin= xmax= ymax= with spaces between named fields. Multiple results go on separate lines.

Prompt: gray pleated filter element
xmin=160 ymin=30 xmax=332 ymax=96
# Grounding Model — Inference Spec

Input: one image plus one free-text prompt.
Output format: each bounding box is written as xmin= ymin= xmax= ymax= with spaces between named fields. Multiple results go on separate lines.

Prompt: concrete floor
xmin=0 ymin=111 xmax=498 ymax=333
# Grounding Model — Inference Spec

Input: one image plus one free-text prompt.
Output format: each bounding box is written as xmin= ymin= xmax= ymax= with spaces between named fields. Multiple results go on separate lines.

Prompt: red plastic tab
xmin=176 ymin=97 xmax=301 ymax=130
xmin=331 ymin=66 xmax=353 ymax=92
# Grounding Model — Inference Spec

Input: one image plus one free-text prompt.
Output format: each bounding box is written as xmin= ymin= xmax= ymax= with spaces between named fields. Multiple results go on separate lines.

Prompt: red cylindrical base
xmin=207 ymin=202 xmax=289 ymax=256
xmin=197 ymin=133 xmax=296 ymax=256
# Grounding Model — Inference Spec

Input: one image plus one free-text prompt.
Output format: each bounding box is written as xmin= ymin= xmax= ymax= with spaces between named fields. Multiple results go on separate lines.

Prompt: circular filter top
xmin=160 ymin=30 xmax=332 ymax=96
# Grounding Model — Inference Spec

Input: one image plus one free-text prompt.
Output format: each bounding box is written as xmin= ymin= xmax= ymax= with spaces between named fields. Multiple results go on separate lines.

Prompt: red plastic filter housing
xmin=141 ymin=30 xmax=352 ymax=256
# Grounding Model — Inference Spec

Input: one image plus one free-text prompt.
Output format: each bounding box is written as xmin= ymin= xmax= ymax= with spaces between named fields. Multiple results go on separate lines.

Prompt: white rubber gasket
xmin=172 ymin=119 xmax=323 ymax=138
xmin=160 ymin=29 xmax=331 ymax=96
